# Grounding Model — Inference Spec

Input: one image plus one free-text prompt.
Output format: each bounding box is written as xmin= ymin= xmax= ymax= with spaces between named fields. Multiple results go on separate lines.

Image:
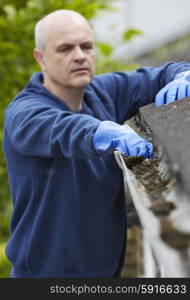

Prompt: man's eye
xmin=58 ymin=46 xmax=73 ymax=52
xmin=82 ymin=45 xmax=93 ymax=50
xmin=60 ymin=48 xmax=70 ymax=52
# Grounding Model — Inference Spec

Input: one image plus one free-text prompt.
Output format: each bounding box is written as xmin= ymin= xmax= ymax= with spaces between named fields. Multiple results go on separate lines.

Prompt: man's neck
xmin=44 ymin=79 xmax=85 ymax=111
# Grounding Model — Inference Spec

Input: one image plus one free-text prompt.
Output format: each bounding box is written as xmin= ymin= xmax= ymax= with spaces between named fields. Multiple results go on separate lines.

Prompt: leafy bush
xmin=0 ymin=242 xmax=12 ymax=278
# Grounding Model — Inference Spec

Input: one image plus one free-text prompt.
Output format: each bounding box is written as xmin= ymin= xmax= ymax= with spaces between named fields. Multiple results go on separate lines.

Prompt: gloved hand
xmin=155 ymin=70 xmax=190 ymax=107
xmin=92 ymin=120 xmax=153 ymax=158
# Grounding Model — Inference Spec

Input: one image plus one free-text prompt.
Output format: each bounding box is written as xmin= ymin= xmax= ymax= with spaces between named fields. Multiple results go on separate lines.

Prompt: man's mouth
xmin=71 ymin=67 xmax=89 ymax=73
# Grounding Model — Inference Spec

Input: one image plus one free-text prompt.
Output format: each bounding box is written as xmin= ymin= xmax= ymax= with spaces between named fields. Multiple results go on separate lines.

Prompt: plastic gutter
xmin=114 ymin=151 xmax=190 ymax=277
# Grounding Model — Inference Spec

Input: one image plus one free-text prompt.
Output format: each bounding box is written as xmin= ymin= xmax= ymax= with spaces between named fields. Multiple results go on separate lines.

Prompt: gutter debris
xmin=120 ymin=106 xmax=190 ymax=272
xmin=123 ymin=155 xmax=176 ymax=216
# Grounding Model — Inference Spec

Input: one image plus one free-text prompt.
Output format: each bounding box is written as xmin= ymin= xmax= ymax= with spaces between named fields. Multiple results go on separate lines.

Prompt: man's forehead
xmin=37 ymin=10 xmax=93 ymax=51
xmin=55 ymin=33 xmax=92 ymax=47
xmin=44 ymin=17 xmax=93 ymax=45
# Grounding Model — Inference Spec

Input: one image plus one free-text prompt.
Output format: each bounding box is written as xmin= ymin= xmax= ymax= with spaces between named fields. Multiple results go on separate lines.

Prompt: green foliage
xmin=96 ymin=42 xmax=113 ymax=57
xmin=95 ymin=40 xmax=140 ymax=74
xmin=0 ymin=242 xmax=11 ymax=278
xmin=122 ymin=28 xmax=143 ymax=42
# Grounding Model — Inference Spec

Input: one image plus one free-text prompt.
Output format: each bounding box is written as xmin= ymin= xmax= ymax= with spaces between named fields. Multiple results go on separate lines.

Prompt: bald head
xmin=33 ymin=9 xmax=96 ymax=104
xmin=34 ymin=10 xmax=92 ymax=51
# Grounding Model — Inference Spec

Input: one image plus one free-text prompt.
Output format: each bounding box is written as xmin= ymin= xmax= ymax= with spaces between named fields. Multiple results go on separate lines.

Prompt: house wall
xmin=92 ymin=0 xmax=190 ymax=60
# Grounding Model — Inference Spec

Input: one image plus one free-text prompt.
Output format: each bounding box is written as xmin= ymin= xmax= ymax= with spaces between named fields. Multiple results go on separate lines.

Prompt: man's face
xmin=41 ymin=19 xmax=96 ymax=89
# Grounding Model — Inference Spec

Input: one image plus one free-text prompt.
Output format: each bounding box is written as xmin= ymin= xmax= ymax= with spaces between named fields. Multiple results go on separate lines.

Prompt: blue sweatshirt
xmin=3 ymin=62 xmax=190 ymax=277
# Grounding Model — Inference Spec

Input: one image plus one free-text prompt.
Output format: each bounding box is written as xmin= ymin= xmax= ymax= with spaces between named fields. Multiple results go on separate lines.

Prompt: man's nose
xmin=73 ymin=47 xmax=86 ymax=61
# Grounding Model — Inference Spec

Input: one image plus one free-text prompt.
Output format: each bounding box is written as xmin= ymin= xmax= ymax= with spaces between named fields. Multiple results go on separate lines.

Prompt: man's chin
xmin=72 ymin=78 xmax=92 ymax=88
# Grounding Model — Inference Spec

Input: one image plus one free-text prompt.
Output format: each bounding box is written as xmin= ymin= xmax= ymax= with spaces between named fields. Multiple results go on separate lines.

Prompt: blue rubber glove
xmin=155 ymin=70 xmax=190 ymax=107
xmin=93 ymin=120 xmax=153 ymax=158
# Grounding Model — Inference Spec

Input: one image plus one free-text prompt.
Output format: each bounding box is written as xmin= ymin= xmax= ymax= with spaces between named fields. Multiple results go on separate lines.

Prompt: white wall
xmin=92 ymin=0 xmax=190 ymax=60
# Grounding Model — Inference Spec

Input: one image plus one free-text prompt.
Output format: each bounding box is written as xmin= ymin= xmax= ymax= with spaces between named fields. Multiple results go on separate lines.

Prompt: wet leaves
xmin=124 ymin=157 xmax=176 ymax=216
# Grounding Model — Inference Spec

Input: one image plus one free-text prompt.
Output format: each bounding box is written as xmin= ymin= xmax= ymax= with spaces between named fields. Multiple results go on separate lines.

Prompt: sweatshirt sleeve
xmin=92 ymin=61 xmax=190 ymax=123
xmin=4 ymin=98 xmax=101 ymax=159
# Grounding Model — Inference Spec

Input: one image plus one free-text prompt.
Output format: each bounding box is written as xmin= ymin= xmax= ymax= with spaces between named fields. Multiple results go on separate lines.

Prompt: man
xmin=3 ymin=9 xmax=190 ymax=278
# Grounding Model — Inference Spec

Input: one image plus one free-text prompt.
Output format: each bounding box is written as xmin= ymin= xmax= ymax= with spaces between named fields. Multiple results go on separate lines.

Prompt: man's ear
xmin=33 ymin=48 xmax=47 ymax=71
